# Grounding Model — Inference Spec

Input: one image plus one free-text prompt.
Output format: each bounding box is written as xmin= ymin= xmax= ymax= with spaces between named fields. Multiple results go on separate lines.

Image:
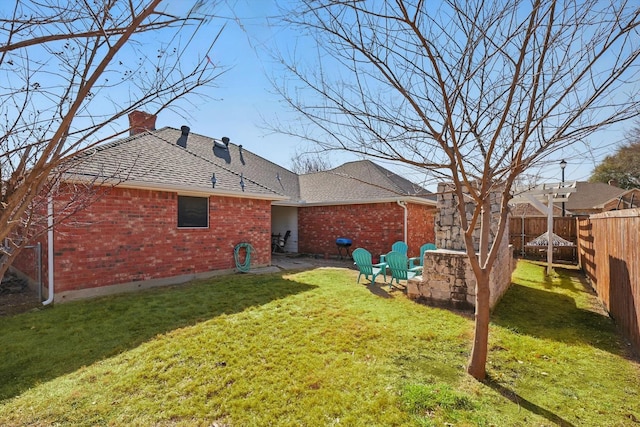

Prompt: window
xmin=177 ymin=195 xmax=208 ymax=228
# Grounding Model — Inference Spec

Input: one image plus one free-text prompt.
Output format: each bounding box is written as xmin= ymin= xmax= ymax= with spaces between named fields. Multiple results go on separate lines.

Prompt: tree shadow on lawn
xmin=484 ymin=376 xmax=576 ymax=427
xmin=491 ymin=281 xmax=622 ymax=356
xmin=0 ymin=273 xmax=315 ymax=401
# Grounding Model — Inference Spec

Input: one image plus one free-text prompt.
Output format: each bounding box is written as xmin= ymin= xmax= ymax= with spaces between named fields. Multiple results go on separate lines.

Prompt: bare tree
xmin=289 ymin=148 xmax=333 ymax=174
xmin=0 ymin=0 xmax=225 ymax=280
xmin=274 ymin=0 xmax=640 ymax=380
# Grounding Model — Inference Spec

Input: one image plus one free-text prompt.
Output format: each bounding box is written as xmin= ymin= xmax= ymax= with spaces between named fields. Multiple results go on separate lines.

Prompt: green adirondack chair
xmin=386 ymin=251 xmax=421 ymax=286
xmin=409 ymin=243 xmax=437 ymax=269
xmin=380 ymin=241 xmax=408 ymax=263
xmin=352 ymin=248 xmax=387 ymax=284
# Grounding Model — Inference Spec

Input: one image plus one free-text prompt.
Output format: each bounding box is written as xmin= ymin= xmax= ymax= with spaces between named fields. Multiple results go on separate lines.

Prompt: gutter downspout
xmin=42 ymin=194 xmax=54 ymax=305
xmin=397 ymin=200 xmax=408 ymax=243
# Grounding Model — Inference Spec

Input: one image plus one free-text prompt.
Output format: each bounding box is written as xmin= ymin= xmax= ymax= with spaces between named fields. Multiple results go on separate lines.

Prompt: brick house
xmin=15 ymin=113 xmax=436 ymax=302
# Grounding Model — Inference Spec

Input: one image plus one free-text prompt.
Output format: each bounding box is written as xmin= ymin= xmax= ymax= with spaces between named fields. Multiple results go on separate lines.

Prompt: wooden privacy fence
xmin=509 ymin=216 xmax=577 ymax=262
xmin=577 ymin=209 xmax=640 ymax=355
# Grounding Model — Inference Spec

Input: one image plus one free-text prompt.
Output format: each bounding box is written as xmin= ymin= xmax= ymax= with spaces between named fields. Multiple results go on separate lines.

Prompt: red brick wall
xmin=51 ymin=187 xmax=271 ymax=292
xmin=407 ymin=202 xmax=436 ymax=257
xmin=298 ymin=202 xmax=435 ymax=262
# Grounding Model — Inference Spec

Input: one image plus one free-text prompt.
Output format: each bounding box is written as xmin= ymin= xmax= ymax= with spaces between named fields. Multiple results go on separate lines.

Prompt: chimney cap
xmin=222 ymin=136 xmax=230 ymax=146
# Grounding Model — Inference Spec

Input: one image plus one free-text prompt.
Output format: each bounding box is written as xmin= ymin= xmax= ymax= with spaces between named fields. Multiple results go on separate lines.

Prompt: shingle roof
xmin=563 ymin=181 xmax=627 ymax=210
xmin=172 ymin=128 xmax=300 ymax=199
xmin=64 ymin=128 xmax=434 ymax=204
xmin=65 ymin=127 xmax=297 ymax=199
xmin=299 ymin=160 xmax=435 ymax=203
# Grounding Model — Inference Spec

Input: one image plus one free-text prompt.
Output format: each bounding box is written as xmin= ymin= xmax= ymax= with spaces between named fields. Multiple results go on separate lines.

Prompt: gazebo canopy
xmin=526 ymin=231 xmax=574 ymax=247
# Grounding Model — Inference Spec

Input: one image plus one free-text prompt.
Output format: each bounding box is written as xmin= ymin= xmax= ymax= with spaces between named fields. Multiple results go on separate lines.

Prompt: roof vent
xmin=177 ymin=126 xmax=190 ymax=148
xmin=238 ymin=144 xmax=246 ymax=165
xmin=213 ymin=137 xmax=228 ymax=150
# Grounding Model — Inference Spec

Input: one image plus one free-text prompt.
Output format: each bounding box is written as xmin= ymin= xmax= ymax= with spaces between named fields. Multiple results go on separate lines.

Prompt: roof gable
xmin=299 ymin=160 xmax=435 ymax=203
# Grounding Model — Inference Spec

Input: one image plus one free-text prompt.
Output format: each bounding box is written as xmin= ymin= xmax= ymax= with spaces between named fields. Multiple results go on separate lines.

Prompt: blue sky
xmin=2 ymin=0 xmax=632 ymax=191
xmin=153 ymin=0 xmax=363 ymax=174
xmin=133 ymin=0 xmax=631 ymax=190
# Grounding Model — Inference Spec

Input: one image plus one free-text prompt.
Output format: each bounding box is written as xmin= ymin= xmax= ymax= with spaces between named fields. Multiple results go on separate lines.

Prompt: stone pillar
xmin=407 ymin=181 xmax=513 ymax=309
xmin=434 ymin=182 xmax=503 ymax=251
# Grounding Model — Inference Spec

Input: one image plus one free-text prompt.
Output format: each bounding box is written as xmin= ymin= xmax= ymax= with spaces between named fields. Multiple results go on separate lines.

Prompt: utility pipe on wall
xmin=42 ymin=194 xmax=54 ymax=306
xmin=396 ymin=200 xmax=408 ymax=243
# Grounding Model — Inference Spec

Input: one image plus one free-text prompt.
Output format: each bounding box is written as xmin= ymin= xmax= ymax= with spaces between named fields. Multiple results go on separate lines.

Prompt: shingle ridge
xmin=319 ymin=166 xmax=407 ymax=196
xmin=326 ymin=159 xmax=426 ymax=196
xmin=367 ymin=161 xmax=432 ymax=195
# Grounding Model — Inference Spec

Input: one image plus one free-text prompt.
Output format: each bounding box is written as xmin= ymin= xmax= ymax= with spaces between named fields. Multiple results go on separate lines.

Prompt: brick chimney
xmin=128 ymin=110 xmax=157 ymax=136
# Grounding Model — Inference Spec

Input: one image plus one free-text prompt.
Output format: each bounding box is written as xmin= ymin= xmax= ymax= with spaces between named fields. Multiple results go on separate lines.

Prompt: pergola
xmin=510 ymin=182 xmax=577 ymax=274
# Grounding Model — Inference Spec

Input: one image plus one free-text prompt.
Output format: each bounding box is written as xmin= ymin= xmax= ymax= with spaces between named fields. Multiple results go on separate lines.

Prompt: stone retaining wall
xmin=406 ymin=241 xmax=514 ymax=309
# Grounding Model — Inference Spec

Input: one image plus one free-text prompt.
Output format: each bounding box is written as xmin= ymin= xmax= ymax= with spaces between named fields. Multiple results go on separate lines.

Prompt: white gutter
xmin=42 ymin=194 xmax=54 ymax=305
xmin=275 ymin=196 xmax=437 ymax=207
xmin=397 ymin=200 xmax=408 ymax=243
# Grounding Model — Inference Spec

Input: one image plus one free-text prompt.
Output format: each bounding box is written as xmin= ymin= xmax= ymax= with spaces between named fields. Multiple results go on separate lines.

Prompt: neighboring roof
xmin=298 ymin=160 xmax=436 ymax=204
xmin=65 ymin=128 xmax=434 ymax=205
xmin=509 ymin=181 xmax=640 ymax=216
xmin=563 ymin=181 xmax=628 ymax=211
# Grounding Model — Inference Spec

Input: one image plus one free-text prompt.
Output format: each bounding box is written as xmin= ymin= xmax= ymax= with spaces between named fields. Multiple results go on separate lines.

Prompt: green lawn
xmin=0 ymin=260 xmax=638 ymax=426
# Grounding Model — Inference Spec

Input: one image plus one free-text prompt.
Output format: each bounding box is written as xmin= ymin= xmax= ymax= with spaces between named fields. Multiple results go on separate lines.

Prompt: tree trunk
xmin=467 ymin=270 xmax=490 ymax=380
